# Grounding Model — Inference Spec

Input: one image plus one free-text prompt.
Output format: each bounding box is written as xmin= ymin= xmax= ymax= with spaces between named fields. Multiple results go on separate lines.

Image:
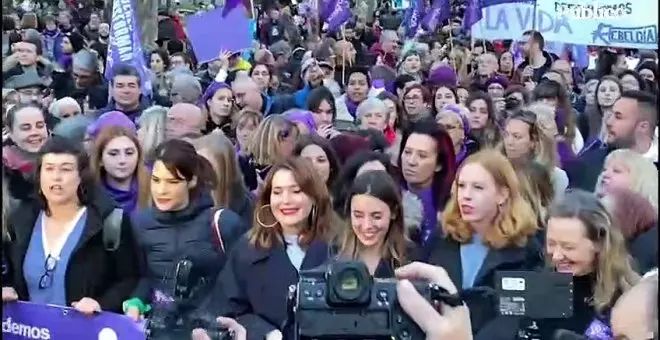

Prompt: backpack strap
xmin=103 ymin=208 xmax=123 ymax=251
xmin=212 ymin=209 xmax=225 ymax=253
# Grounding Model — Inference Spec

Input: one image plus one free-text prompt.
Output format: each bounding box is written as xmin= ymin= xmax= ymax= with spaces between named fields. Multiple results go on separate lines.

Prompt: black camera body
xmin=146 ymin=259 xmax=228 ymax=340
xmin=292 ymin=261 xmax=431 ymax=340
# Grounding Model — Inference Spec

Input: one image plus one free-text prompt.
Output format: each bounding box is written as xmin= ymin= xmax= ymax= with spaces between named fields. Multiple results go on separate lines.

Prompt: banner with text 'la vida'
xmin=471 ymin=0 xmax=658 ymax=49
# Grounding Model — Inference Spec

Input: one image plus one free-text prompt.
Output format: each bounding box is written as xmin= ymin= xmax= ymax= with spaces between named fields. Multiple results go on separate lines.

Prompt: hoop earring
xmin=256 ymin=204 xmax=278 ymax=228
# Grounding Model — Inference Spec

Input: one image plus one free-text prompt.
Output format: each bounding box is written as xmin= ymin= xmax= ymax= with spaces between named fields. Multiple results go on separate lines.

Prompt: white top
xmin=41 ymin=207 xmax=87 ymax=259
xmin=283 ymin=234 xmax=305 ymax=272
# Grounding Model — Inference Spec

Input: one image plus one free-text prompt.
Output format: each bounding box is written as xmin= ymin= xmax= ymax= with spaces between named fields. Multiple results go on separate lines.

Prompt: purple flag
xmin=462 ymin=0 xmax=483 ymax=32
xmin=325 ymin=0 xmax=351 ymax=33
xmin=421 ymin=0 xmax=450 ymax=32
xmin=105 ymin=0 xmax=152 ymax=97
xmin=404 ymin=0 xmax=424 ymax=38
xmin=222 ymin=0 xmax=243 ymax=17
xmin=185 ymin=6 xmax=252 ymax=63
xmin=2 ymin=301 xmax=146 ymax=340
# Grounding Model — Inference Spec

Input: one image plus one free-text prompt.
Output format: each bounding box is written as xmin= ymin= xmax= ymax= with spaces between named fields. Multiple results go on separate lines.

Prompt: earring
xmin=256 ymin=204 xmax=278 ymax=228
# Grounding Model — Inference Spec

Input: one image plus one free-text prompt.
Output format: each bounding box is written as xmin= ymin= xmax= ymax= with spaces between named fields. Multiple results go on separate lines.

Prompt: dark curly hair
xmin=35 ymin=135 xmax=97 ymax=216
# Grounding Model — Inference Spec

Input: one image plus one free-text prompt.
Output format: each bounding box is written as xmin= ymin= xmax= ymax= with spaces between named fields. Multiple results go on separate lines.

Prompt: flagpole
xmin=447 ymin=23 xmax=459 ymax=79
xmin=341 ymin=25 xmax=346 ymax=86
xmin=531 ymin=0 xmax=538 ymax=31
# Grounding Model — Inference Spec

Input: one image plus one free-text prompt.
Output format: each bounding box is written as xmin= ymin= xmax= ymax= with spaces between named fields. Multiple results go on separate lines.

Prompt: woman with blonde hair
xmin=240 ymin=115 xmax=299 ymax=192
xmin=136 ymin=106 xmax=167 ymax=164
xmin=218 ymin=158 xmax=333 ymax=340
xmin=193 ymin=130 xmax=254 ymax=226
xmin=448 ymin=46 xmax=470 ymax=82
xmin=91 ymin=126 xmax=150 ymax=213
xmin=596 ymin=149 xmax=658 ymax=211
xmin=538 ymin=189 xmax=640 ymax=337
xmin=233 ymin=108 xmax=263 ymax=155
xmin=425 ymin=149 xmax=543 ymax=337
xmin=500 ymin=107 xmax=569 ymax=198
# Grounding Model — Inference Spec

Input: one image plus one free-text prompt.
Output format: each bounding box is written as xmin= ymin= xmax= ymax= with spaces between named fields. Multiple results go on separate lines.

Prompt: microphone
xmin=553 ymin=329 xmax=587 ymax=340
xmin=401 ymin=190 xmax=424 ymax=240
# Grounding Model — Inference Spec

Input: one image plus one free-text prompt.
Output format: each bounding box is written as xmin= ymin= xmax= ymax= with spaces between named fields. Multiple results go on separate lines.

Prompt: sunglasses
xmin=39 ymin=254 xmax=59 ymax=289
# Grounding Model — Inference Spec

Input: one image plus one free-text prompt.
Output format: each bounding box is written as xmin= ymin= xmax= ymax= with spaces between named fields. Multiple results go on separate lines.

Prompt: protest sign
xmin=185 ymin=6 xmax=252 ymax=64
xmin=105 ymin=0 xmax=152 ymax=96
xmin=2 ymin=301 xmax=146 ymax=340
xmin=471 ymin=0 xmax=658 ymax=49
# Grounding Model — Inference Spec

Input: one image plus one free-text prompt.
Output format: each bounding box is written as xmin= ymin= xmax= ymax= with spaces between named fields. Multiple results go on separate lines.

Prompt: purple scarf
xmin=555 ymin=108 xmax=576 ymax=168
xmin=344 ymin=97 xmax=361 ymax=118
xmin=408 ymin=186 xmax=437 ymax=244
xmin=584 ymin=317 xmax=613 ymax=340
xmin=103 ymin=178 xmax=139 ymax=213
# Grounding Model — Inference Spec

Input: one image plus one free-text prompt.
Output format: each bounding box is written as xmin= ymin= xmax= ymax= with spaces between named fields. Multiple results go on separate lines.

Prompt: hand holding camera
xmin=395 ymin=262 xmax=473 ymax=340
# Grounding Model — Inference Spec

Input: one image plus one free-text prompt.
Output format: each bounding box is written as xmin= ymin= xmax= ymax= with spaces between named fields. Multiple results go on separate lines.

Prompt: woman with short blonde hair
xmin=136 ymin=106 xmax=167 ymax=163
xmin=596 ymin=149 xmax=658 ymax=211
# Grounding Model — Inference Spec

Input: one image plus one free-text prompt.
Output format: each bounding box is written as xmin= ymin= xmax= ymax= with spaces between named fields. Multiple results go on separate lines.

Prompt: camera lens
xmin=333 ymin=267 xmax=365 ymax=302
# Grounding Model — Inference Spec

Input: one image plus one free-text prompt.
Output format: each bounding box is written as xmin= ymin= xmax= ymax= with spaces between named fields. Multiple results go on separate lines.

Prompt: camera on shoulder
xmin=288 ymin=261 xmax=433 ymax=340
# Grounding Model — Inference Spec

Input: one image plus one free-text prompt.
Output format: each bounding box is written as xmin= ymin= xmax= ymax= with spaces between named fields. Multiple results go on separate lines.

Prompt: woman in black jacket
xmin=424 ymin=150 xmax=543 ymax=340
xmin=216 ymin=158 xmax=335 ymax=340
xmin=124 ymin=139 xmax=246 ymax=322
xmin=533 ymin=190 xmax=640 ymax=338
xmin=2 ymin=136 xmax=139 ymax=313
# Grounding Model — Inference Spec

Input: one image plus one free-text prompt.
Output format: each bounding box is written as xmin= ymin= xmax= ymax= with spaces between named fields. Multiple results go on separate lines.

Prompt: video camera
xmin=287 ymin=261 xmax=457 ymax=340
xmin=495 ymin=271 xmax=574 ymax=340
xmin=145 ymin=259 xmax=229 ymax=340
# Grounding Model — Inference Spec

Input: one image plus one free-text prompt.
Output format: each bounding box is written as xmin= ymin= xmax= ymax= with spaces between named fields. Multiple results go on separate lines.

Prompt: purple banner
xmin=2 ymin=301 xmax=146 ymax=340
xmin=462 ymin=0 xmax=483 ymax=32
xmin=105 ymin=0 xmax=153 ymax=97
xmin=404 ymin=0 xmax=424 ymax=37
xmin=325 ymin=0 xmax=351 ymax=33
xmin=185 ymin=6 xmax=253 ymax=64
xmin=421 ymin=0 xmax=450 ymax=32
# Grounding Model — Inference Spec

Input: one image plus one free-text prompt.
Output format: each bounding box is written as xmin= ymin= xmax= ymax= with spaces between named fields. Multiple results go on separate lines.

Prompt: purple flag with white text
xmin=404 ymin=0 xmax=424 ymax=38
xmin=421 ymin=0 xmax=450 ymax=32
xmin=325 ymin=0 xmax=351 ymax=33
xmin=105 ymin=0 xmax=152 ymax=97
xmin=462 ymin=0 xmax=483 ymax=32
xmin=2 ymin=301 xmax=146 ymax=340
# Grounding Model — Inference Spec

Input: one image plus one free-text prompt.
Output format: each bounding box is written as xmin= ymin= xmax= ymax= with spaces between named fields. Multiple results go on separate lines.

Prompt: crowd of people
xmin=1 ymin=1 xmax=659 ymax=340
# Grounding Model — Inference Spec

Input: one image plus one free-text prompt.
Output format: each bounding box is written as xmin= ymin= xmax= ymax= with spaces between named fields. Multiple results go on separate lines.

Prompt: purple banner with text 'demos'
xmin=2 ymin=301 xmax=146 ymax=340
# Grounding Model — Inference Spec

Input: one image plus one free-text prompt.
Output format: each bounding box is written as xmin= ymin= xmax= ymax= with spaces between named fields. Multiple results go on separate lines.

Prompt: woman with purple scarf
xmin=532 ymin=80 xmax=585 ymax=168
xmin=398 ymin=118 xmax=457 ymax=245
xmin=435 ymin=104 xmax=478 ymax=165
xmin=87 ymin=112 xmax=149 ymax=214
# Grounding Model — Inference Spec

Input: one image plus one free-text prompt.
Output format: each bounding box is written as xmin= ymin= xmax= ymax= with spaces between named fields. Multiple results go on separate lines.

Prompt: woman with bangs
xmin=217 ymin=158 xmax=334 ymax=340
xmin=532 ymin=79 xmax=584 ymax=167
xmin=465 ymin=91 xmax=501 ymax=149
xmin=431 ymin=85 xmax=459 ymax=115
xmin=399 ymin=119 xmax=457 ymax=245
xmin=339 ymin=170 xmax=411 ymax=277
xmin=239 ymin=115 xmax=298 ymax=192
xmin=193 ymin=131 xmax=254 ymax=226
xmin=500 ymin=107 xmax=569 ymax=198
xmin=401 ymin=84 xmax=433 ymax=126
xmin=595 ymin=149 xmax=658 ymax=212
xmin=233 ymin=109 xmax=263 ymax=155
xmin=91 ymin=126 xmax=150 ymax=214
xmin=426 ymin=150 xmax=543 ymax=338
xmin=536 ymin=190 xmax=639 ymax=338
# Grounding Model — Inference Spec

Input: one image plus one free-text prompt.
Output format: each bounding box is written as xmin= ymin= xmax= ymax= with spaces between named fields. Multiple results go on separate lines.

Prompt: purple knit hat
xmin=284 ymin=110 xmax=317 ymax=133
xmin=427 ymin=66 xmax=458 ymax=87
xmin=86 ymin=111 xmax=137 ymax=139
xmin=200 ymin=81 xmax=231 ymax=108
xmin=484 ymin=75 xmax=509 ymax=89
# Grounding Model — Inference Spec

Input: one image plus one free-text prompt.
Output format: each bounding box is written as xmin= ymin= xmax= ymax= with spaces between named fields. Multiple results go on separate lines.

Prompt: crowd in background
xmin=1 ymin=0 xmax=659 ymax=339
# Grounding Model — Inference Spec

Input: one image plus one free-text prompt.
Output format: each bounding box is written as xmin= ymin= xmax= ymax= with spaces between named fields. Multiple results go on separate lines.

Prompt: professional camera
xmin=146 ymin=259 xmax=229 ymax=340
xmin=494 ymin=271 xmax=574 ymax=340
xmin=288 ymin=261 xmax=447 ymax=340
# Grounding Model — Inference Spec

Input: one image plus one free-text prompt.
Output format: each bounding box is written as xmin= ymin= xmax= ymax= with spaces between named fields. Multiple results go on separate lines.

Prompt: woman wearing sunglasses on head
xmin=2 ymin=136 xmax=140 ymax=314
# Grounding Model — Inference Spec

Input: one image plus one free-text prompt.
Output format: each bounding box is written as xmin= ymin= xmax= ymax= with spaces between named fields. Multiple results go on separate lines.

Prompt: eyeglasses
xmin=38 ymin=254 xmax=59 ymax=289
